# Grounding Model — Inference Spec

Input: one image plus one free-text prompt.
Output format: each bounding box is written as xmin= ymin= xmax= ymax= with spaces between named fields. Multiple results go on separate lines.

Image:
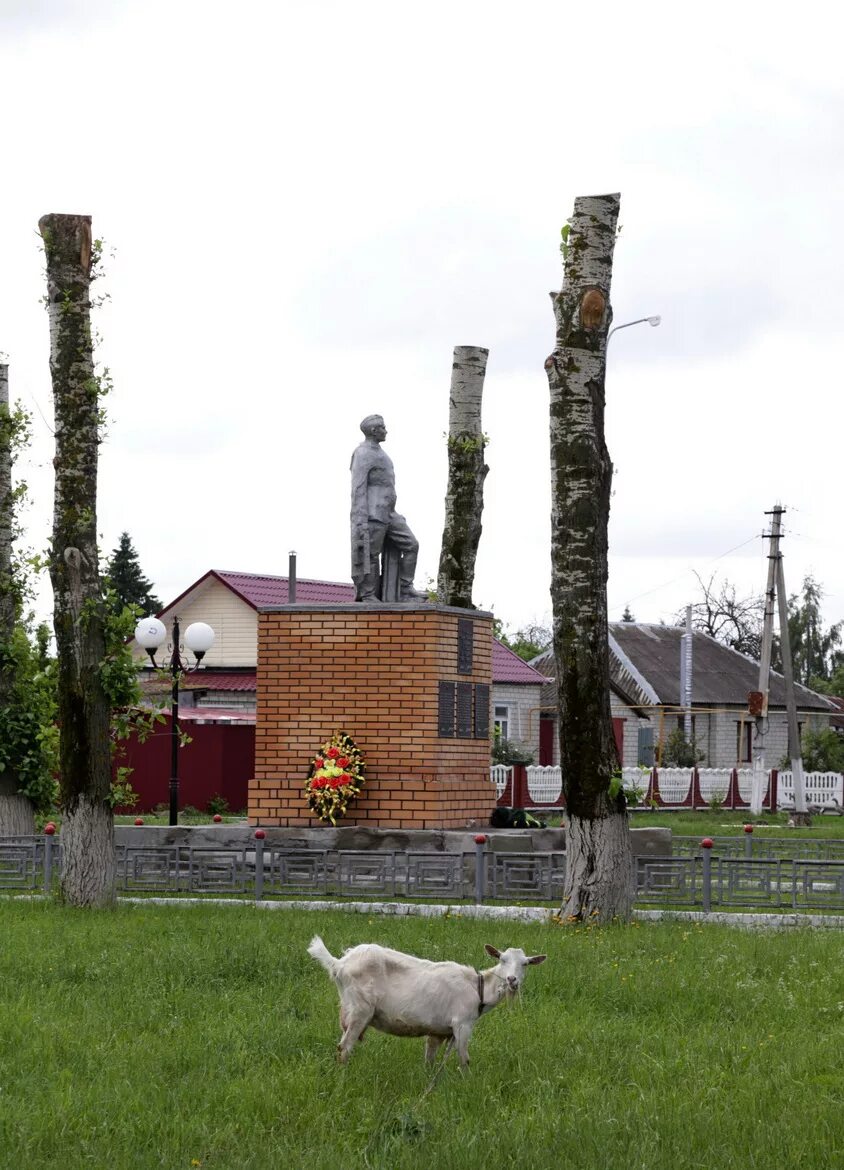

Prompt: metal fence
xmin=0 ymin=834 xmax=566 ymax=905
xmin=673 ymin=835 xmax=844 ymax=861
xmin=635 ymin=855 xmax=844 ymax=912
xmin=5 ymin=833 xmax=844 ymax=914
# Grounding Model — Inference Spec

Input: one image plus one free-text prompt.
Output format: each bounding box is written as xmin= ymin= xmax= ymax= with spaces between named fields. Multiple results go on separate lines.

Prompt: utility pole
xmin=775 ymin=548 xmax=810 ymax=824
xmin=750 ymin=506 xmax=782 ymax=814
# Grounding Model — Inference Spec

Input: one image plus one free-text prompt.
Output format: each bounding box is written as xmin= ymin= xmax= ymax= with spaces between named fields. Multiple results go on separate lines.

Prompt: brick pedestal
xmin=249 ymin=604 xmax=494 ymax=828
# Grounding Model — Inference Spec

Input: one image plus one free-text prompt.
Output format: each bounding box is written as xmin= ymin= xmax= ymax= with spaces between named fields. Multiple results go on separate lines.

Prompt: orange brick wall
xmin=249 ymin=604 xmax=495 ymax=828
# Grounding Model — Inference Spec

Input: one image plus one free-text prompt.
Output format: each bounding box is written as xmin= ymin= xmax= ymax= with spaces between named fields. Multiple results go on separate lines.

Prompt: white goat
xmin=307 ymin=936 xmax=546 ymax=1067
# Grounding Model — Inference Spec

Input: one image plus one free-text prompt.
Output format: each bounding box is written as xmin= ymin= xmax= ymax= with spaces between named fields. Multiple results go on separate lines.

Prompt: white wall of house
xmin=132 ymin=578 xmax=257 ymax=668
xmin=646 ymin=707 xmax=830 ymax=768
xmin=491 ymin=683 xmax=542 ymax=762
xmin=705 ymin=708 xmax=828 ymax=768
xmin=538 ymin=696 xmax=643 ymax=768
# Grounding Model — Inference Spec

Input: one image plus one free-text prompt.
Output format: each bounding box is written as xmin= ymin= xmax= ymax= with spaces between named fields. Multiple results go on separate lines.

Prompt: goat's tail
xmin=307 ymin=935 xmax=338 ymax=978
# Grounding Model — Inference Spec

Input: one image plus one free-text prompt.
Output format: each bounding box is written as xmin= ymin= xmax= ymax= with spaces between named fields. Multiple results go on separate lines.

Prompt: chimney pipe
xmin=288 ymin=550 xmax=297 ymax=603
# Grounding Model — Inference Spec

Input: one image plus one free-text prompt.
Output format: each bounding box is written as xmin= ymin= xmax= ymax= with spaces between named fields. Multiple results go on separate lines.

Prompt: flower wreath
xmin=305 ymin=731 xmax=366 ymax=825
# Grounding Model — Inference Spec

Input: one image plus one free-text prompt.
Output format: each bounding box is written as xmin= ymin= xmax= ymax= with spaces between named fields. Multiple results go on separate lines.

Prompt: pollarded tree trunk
xmin=437 ymin=346 xmax=489 ymax=607
xmin=545 ymin=193 xmax=633 ymax=923
xmin=40 ymin=213 xmax=115 ymax=906
xmin=0 ymin=364 xmax=36 ymax=835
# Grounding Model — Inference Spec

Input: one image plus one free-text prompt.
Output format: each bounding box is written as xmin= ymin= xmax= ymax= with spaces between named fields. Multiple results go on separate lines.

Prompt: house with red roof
xmin=127 ymin=571 xmax=550 ymax=810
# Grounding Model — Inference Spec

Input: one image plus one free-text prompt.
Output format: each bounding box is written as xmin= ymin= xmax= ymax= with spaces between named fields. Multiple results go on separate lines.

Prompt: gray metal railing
xmin=4 ymin=831 xmax=844 ymax=913
xmin=636 ymin=855 xmax=844 ymax=912
xmin=0 ymin=833 xmax=564 ymax=904
xmin=673 ymin=835 xmax=844 ymax=861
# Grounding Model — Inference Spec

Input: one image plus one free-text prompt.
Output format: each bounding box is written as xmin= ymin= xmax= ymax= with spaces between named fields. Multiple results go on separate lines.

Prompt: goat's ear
xmin=484 ymin=944 xmax=501 ymax=959
xmin=527 ymin=954 xmax=547 ymax=965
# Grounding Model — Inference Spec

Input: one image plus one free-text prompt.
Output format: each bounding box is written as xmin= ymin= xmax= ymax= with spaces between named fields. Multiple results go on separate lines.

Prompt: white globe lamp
xmin=135 ymin=617 xmax=167 ymax=662
xmin=184 ymin=622 xmax=215 ymax=662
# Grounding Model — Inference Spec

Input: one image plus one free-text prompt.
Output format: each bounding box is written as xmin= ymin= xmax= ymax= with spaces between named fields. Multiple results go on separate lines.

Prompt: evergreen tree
xmin=621 ymin=605 xmax=635 ymax=622
xmin=107 ymin=532 xmax=161 ymax=614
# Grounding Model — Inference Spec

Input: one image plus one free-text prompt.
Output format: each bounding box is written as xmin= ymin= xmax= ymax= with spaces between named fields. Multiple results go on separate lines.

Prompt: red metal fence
xmin=115 ymin=718 xmax=254 ymax=813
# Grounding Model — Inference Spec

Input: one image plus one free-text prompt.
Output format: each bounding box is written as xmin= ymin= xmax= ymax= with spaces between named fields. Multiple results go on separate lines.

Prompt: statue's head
xmin=360 ymin=414 xmax=386 ymax=439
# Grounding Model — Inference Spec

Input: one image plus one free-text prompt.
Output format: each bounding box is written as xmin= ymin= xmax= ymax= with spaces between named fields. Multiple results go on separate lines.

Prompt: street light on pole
xmin=134 ymin=616 xmax=215 ymax=826
xmin=607 ymin=314 xmax=661 ymax=346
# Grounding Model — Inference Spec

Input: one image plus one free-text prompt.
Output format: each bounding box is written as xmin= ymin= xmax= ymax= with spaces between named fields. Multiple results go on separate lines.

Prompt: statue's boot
xmin=399 ymin=581 xmax=428 ymax=602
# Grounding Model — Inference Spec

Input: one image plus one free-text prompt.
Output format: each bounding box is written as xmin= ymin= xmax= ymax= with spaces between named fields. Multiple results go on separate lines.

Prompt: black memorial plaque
xmin=456 ymin=682 xmax=473 ymax=738
xmin=457 ymin=618 xmax=473 ymax=675
xmin=474 ymin=683 xmax=490 ymax=738
xmin=438 ymin=681 xmax=456 ymax=737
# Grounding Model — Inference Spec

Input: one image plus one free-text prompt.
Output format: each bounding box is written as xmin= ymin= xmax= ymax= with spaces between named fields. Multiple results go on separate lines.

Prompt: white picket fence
xmin=490 ymin=765 xmax=513 ymax=799
xmin=490 ymin=764 xmax=844 ymax=811
xmin=778 ymin=771 xmax=843 ymax=810
xmin=525 ymin=766 xmax=563 ymax=803
xmin=655 ymin=768 xmax=843 ymax=809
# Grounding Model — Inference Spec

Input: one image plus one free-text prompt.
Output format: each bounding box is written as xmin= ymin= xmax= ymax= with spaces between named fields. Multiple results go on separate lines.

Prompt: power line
xmin=611 ymin=533 xmax=760 ymax=613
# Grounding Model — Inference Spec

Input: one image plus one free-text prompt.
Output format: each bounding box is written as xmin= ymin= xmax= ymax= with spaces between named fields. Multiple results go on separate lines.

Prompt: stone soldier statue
xmin=350 ymin=415 xmax=425 ymax=602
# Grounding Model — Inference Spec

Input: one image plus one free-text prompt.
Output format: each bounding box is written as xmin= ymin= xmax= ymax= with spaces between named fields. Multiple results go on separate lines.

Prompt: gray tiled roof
xmin=532 ymin=623 xmax=834 ymax=713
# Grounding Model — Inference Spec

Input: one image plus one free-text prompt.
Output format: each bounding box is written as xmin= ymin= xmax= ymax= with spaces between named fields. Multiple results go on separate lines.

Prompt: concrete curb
xmin=7 ymin=893 xmax=844 ymax=930
xmin=114 ymin=897 xmax=844 ymax=930
xmin=121 ymin=896 xmax=558 ymax=923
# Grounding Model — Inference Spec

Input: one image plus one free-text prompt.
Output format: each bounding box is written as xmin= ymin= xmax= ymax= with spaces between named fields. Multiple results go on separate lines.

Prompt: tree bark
xmin=0 ymin=365 xmax=36 ymax=835
xmin=437 ymin=346 xmax=489 ymax=607
xmin=39 ymin=213 xmax=115 ymax=906
xmin=0 ymin=365 xmax=12 ymax=642
xmin=545 ymin=193 xmax=632 ymax=922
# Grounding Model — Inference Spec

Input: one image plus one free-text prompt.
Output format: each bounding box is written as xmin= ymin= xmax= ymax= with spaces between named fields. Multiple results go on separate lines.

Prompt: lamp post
xmin=607 ymin=314 xmax=661 ymax=346
xmin=134 ymin=615 xmax=215 ymax=826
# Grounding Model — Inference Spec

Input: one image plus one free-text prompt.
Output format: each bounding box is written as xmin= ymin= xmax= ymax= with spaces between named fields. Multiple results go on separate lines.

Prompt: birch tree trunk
xmin=437 ymin=346 xmax=489 ymax=607
xmin=0 ymin=364 xmax=36 ymax=834
xmin=545 ymin=193 xmax=632 ymax=922
xmin=40 ymin=213 xmax=115 ymax=906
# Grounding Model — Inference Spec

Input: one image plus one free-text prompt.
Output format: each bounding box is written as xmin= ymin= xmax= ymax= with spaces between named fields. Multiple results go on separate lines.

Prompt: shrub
xmin=107 ymin=768 xmax=139 ymax=810
xmin=491 ymin=736 xmax=535 ymax=766
xmin=780 ymin=727 xmax=844 ymax=773
xmin=661 ymin=728 xmax=706 ymax=767
xmin=207 ymin=794 xmax=229 ymax=816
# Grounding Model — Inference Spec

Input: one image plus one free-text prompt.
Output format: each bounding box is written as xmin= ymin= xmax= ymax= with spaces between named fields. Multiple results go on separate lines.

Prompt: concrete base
xmin=114 ymin=823 xmax=671 ymax=857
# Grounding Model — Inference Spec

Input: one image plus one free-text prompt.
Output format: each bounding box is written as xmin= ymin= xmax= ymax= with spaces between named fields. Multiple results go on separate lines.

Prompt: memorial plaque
xmin=438 ymin=681 xmax=456 ymax=737
xmin=474 ymin=683 xmax=490 ymax=738
xmin=457 ymin=618 xmax=473 ymax=675
xmin=456 ymin=681 xmax=473 ymax=738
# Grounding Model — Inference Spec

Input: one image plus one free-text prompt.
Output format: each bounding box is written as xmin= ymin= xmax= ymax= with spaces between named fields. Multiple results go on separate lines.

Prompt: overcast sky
xmin=2 ymin=0 xmax=842 ymax=638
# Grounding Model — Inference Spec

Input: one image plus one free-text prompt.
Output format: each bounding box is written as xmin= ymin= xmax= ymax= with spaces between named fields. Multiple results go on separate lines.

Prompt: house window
xmin=736 ymin=721 xmax=752 ymax=764
xmin=494 ymin=705 xmax=509 ymax=741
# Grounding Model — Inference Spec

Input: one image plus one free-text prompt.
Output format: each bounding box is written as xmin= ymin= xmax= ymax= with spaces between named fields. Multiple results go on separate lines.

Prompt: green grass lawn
xmin=629 ymin=809 xmax=844 ymax=839
xmin=1 ymin=901 xmax=844 ymax=1169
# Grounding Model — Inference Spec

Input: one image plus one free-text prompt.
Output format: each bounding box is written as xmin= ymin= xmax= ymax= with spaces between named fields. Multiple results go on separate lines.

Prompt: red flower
xmin=327 ymin=747 xmax=340 ymax=760
xmin=337 ymin=756 xmax=349 ymax=768
xmin=311 ymin=777 xmax=327 ymax=790
xmin=330 ymin=776 xmax=343 ymax=788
